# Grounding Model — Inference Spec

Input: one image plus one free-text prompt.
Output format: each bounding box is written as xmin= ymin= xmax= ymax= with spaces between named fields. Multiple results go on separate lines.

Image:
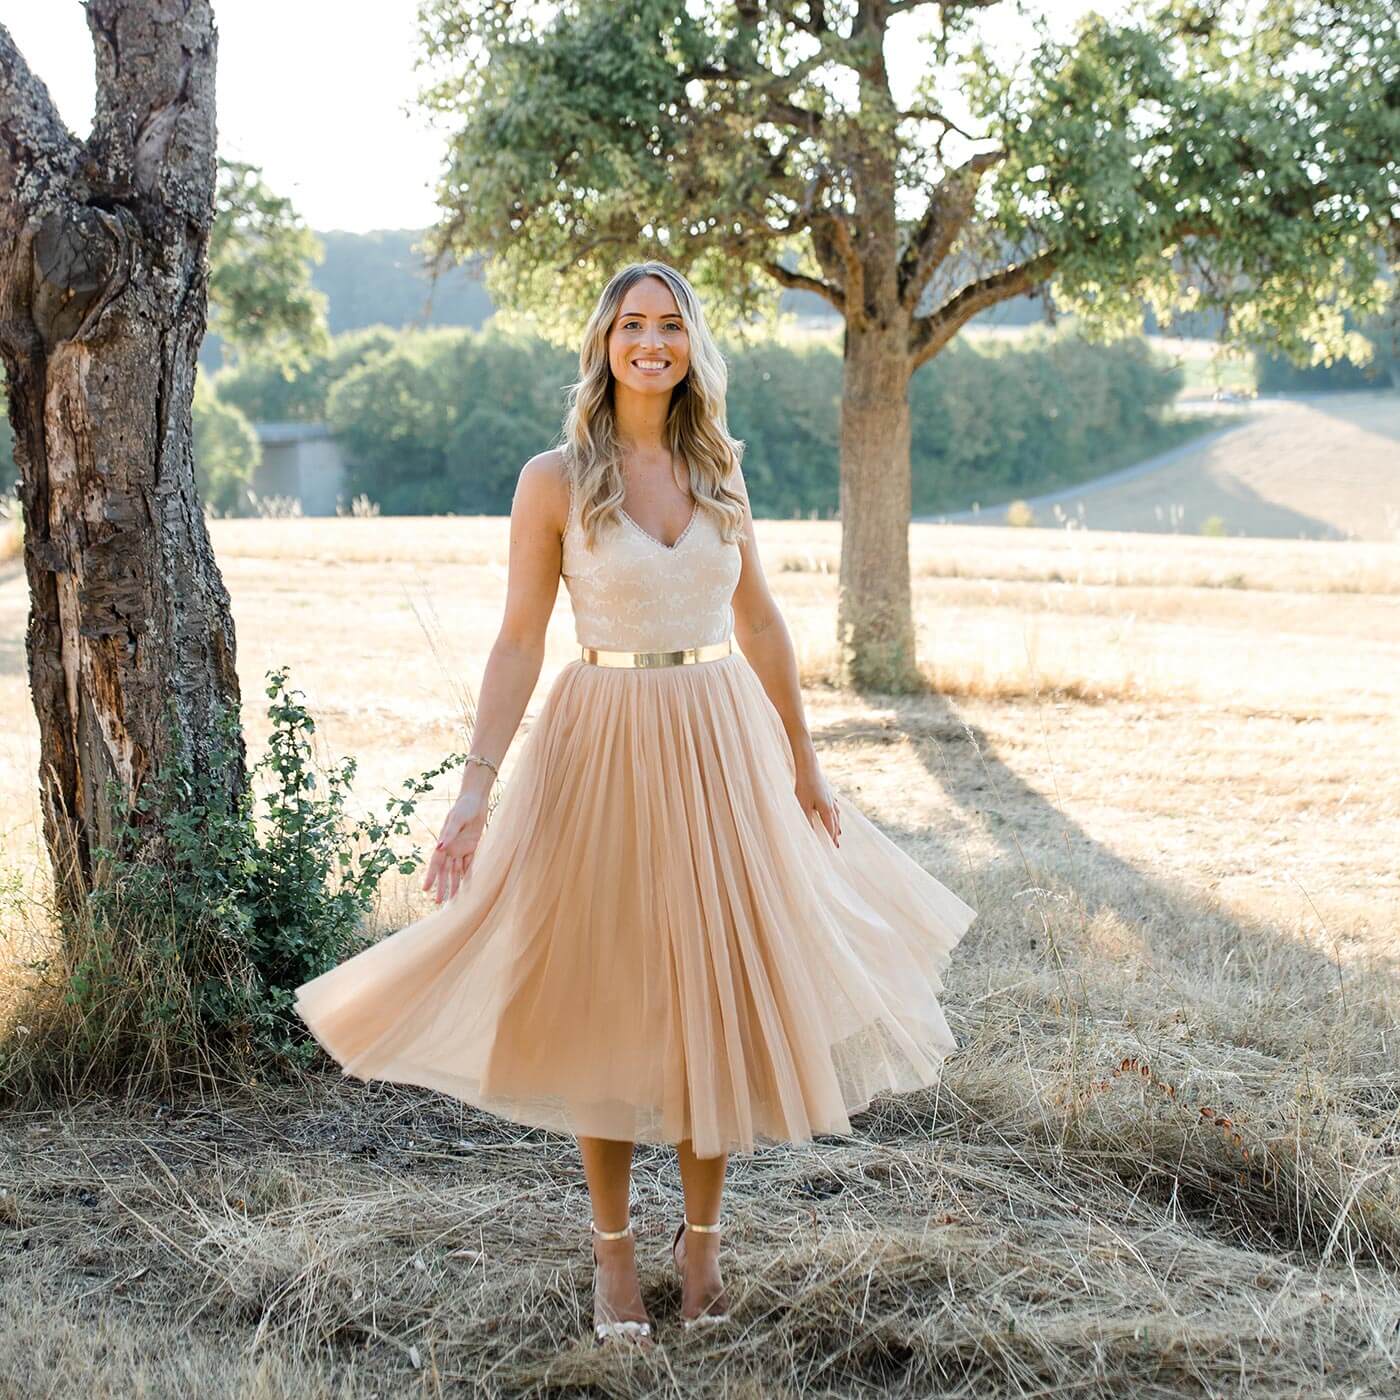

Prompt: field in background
xmin=2 ymin=516 xmax=1399 ymax=1393
xmin=934 ymin=391 xmax=1400 ymax=542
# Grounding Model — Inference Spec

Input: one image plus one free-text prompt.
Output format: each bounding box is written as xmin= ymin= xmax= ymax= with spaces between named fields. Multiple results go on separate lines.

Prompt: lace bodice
xmin=560 ymin=472 xmax=742 ymax=650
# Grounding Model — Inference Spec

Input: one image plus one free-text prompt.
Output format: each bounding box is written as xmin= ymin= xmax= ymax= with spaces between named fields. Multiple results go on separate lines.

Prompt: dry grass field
xmin=2 ymin=513 xmax=1399 ymax=1396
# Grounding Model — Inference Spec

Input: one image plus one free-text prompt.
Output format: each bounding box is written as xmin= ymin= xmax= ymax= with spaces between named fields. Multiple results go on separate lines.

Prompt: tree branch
xmin=888 ymin=0 xmax=1003 ymax=11
xmin=0 ymin=24 xmax=84 ymax=222
xmin=770 ymin=1 xmax=831 ymax=35
xmin=898 ymin=146 xmax=1005 ymax=310
xmin=84 ymin=0 xmax=217 ymax=216
xmin=898 ymin=104 xmax=980 ymax=145
xmin=908 ymin=214 xmax=1224 ymax=368
xmin=824 ymin=210 xmax=868 ymax=328
xmin=686 ymin=47 xmax=830 ymax=132
xmin=909 ymin=248 xmax=1055 ymax=368
xmin=762 ymin=257 xmax=845 ymax=312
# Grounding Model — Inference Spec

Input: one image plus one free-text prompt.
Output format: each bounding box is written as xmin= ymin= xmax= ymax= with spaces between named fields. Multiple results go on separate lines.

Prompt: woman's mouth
xmin=632 ymin=358 xmax=670 ymax=372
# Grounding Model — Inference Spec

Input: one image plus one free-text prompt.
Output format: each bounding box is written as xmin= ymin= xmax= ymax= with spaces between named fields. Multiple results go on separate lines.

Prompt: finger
xmin=421 ymin=850 xmax=441 ymax=891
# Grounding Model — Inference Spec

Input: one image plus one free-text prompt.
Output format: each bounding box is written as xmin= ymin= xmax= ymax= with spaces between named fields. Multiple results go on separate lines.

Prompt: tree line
xmin=191 ymin=322 xmax=1186 ymax=519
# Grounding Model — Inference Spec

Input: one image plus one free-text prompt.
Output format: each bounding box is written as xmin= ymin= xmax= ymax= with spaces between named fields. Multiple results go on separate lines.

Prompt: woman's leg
xmin=675 ymin=1138 xmax=729 ymax=1319
xmin=578 ymin=1135 xmax=651 ymax=1330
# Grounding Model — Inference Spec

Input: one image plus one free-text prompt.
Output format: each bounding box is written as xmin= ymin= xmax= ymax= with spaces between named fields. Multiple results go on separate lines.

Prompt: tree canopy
xmin=207 ymin=158 xmax=331 ymax=370
xmin=416 ymin=0 xmax=1398 ymax=360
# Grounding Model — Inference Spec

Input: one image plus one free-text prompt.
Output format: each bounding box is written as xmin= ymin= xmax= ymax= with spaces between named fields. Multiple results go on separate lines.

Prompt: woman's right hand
xmin=421 ymin=789 xmax=489 ymax=905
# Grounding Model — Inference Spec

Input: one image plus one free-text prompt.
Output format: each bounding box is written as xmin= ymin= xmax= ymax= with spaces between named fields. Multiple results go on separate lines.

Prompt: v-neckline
xmin=619 ymin=499 xmax=699 ymax=552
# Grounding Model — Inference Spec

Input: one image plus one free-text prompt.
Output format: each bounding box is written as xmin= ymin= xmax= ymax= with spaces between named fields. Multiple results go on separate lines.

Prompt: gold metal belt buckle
xmin=580 ymin=636 xmax=733 ymax=668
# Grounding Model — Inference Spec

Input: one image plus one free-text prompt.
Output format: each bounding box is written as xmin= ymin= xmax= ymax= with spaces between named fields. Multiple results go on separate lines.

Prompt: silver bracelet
xmin=463 ymin=752 xmax=499 ymax=780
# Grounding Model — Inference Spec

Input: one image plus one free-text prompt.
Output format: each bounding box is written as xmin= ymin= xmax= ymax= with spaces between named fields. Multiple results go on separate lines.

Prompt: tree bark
xmin=830 ymin=36 xmax=922 ymax=693
xmin=0 ymin=3 xmax=244 ymax=918
xmin=836 ymin=318 xmax=919 ymax=691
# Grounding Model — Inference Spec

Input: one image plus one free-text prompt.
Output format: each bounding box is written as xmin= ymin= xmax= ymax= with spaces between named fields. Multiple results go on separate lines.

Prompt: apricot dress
xmin=293 ymin=475 xmax=978 ymax=1159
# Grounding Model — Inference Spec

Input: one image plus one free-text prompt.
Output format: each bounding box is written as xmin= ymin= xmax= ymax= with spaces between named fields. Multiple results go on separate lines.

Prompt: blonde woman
xmin=295 ymin=261 xmax=977 ymax=1346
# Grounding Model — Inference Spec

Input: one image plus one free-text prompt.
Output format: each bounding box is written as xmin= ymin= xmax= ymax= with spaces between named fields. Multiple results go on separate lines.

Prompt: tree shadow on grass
xmin=816 ymin=689 xmax=1358 ymax=1011
xmin=809 ymin=685 xmax=1399 ymax=1261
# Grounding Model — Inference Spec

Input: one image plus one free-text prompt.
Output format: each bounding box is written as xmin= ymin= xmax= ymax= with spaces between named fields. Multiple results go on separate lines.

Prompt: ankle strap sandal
xmin=670 ymin=1217 xmax=731 ymax=1330
xmin=589 ymin=1220 xmax=654 ymax=1345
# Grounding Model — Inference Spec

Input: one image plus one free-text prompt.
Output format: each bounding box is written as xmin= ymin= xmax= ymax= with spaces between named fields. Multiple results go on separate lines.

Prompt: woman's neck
xmin=613 ymin=385 xmax=671 ymax=458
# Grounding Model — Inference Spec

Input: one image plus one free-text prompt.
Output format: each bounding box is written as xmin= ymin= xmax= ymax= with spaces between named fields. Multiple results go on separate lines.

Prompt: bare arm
xmin=728 ymin=465 xmax=842 ymax=848
xmin=421 ymin=451 xmax=569 ymax=903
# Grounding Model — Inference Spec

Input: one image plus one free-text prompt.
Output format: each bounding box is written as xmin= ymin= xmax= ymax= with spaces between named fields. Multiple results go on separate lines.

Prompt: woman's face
xmin=606 ymin=275 xmax=690 ymax=398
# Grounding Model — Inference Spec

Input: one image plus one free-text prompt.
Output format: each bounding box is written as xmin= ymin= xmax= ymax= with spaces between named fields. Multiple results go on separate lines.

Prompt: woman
xmin=294 ymin=260 xmax=977 ymax=1347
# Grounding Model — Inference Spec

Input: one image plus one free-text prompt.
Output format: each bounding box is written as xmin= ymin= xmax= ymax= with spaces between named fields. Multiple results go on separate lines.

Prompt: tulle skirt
xmin=293 ymin=648 xmax=977 ymax=1159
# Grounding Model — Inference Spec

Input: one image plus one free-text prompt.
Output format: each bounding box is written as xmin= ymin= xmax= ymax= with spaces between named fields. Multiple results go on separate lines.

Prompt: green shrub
xmin=213 ymin=325 xmax=402 ymax=423
xmin=193 ymin=372 xmax=261 ymax=515
xmin=327 ymin=323 xmax=577 ymax=515
xmin=322 ymin=323 xmax=1184 ymax=518
xmin=80 ymin=667 xmax=467 ymax=1071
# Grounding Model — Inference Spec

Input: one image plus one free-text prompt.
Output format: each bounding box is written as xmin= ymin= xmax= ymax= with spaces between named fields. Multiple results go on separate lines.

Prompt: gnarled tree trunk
xmin=0 ymin=2 xmax=244 ymax=920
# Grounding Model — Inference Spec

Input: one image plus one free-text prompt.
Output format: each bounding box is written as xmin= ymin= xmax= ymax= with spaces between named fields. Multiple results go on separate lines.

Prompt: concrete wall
xmin=251 ymin=424 xmax=348 ymax=516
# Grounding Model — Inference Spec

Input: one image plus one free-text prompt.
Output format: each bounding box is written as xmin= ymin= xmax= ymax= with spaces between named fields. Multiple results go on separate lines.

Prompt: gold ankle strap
xmin=685 ymin=1218 xmax=721 ymax=1233
xmin=591 ymin=1220 xmax=632 ymax=1240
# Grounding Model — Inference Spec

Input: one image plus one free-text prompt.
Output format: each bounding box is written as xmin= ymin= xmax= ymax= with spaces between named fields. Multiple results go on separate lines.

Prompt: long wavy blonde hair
xmin=558 ymin=261 xmax=748 ymax=551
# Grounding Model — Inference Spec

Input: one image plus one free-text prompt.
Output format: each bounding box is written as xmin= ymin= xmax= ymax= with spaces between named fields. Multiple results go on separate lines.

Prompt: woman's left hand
xmin=793 ymin=747 xmax=841 ymax=848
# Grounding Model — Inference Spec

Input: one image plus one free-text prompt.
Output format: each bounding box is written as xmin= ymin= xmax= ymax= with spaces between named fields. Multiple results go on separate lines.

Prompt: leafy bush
xmin=213 ymin=325 xmax=403 ymax=423
xmin=81 ymin=667 xmax=466 ymax=1069
xmin=319 ymin=320 xmax=1184 ymax=518
xmin=910 ymin=330 xmax=1185 ymax=513
xmin=192 ymin=372 xmax=261 ymax=515
xmin=327 ymin=323 xmax=576 ymax=514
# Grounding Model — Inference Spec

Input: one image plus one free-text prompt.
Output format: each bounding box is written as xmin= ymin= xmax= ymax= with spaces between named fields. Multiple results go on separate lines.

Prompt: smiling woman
xmin=292 ymin=260 xmax=977 ymax=1347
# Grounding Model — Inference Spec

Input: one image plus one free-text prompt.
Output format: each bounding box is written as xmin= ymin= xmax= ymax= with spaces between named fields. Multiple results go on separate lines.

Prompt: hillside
xmin=926 ymin=392 xmax=1400 ymax=542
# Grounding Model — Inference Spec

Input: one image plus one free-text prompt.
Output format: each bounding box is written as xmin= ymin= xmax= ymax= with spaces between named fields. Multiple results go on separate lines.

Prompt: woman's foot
xmin=591 ymin=1222 xmax=654 ymax=1346
xmin=671 ymin=1219 xmax=731 ymax=1327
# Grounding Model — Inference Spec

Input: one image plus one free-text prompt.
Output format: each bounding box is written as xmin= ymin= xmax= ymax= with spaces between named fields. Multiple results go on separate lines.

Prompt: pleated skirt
xmin=293 ymin=648 xmax=977 ymax=1159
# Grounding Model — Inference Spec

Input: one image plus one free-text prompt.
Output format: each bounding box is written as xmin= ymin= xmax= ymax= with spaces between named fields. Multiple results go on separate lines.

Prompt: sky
xmin=1 ymin=1 xmax=1125 ymax=235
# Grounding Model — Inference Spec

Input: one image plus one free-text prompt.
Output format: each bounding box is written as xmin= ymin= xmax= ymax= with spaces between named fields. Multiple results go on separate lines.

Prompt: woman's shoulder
xmin=519 ymin=446 xmax=569 ymax=487
xmin=516 ymin=448 xmax=573 ymax=532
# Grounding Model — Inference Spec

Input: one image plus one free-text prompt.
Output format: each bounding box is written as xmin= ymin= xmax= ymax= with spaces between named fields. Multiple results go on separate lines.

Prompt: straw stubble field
xmin=1 ymin=514 xmax=1398 ymax=1396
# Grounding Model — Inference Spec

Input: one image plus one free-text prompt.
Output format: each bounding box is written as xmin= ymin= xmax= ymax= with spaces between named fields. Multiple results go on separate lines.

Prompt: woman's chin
xmin=617 ymin=371 xmax=683 ymax=394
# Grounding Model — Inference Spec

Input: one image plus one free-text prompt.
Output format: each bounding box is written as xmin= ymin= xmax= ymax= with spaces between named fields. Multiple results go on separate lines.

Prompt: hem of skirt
xmin=294 ymin=1000 xmax=963 ymax=1160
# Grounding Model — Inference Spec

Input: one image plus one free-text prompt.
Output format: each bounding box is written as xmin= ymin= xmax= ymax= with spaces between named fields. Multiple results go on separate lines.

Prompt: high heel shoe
xmin=670 ymin=1217 xmax=731 ymax=1330
xmin=590 ymin=1220 xmax=654 ymax=1346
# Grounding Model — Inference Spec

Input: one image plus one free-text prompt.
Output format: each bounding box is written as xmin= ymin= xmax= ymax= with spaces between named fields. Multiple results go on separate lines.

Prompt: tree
xmin=0 ymin=2 xmax=235 ymax=917
xmin=192 ymin=373 xmax=261 ymax=515
xmin=415 ymin=0 xmax=1398 ymax=689
xmin=206 ymin=158 xmax=332 ymax=372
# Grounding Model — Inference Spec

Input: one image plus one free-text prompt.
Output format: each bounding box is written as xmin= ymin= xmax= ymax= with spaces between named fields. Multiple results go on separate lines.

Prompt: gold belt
xmin=581 ymin=636 xmax=733 ymax=668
